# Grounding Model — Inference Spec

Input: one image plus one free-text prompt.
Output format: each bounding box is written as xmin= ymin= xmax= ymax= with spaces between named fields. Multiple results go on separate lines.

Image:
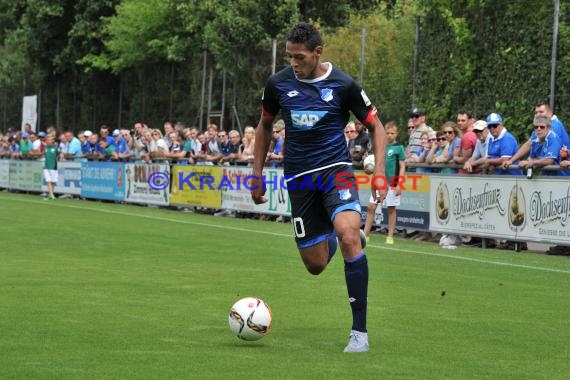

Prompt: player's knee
xmin=336 ymin=230 xmax=360 ymax=249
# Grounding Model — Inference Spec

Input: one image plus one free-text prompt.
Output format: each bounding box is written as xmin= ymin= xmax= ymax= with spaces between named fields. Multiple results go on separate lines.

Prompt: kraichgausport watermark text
xmin=147 ymin=171 xmax=422 ymax=191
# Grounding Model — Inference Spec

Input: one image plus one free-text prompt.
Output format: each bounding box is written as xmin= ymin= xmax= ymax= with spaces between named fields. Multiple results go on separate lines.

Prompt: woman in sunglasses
xmin=426 ymin=130 xmax=449 ymax=169
xmin=435 ymin=122 xmax=462 ymax=174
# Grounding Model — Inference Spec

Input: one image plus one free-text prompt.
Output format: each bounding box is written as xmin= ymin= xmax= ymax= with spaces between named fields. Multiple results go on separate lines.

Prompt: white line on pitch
xmin=2 ymin=194 xmax=570 ymax=275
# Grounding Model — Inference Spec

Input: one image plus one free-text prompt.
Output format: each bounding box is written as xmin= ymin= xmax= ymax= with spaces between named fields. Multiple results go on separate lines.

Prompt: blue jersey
xmin=261 ymin=64 xmax=378 ymax=177
xmin=488 ymin=129 xmax=521 ymax=175
xmin=530 ymin=117 xmax=569 ymax=148
xmin=530 ymin=130 xmax=562 ymax=176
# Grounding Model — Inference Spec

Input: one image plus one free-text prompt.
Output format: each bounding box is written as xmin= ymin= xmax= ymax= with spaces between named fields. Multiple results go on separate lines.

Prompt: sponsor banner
xmin=220 ymin=167 xmax=291 ymax=215
xmin=170 ymin=165 xmax=222 ymax=208
xmin=41 ymin=162 xmax=82 ymax=195
xmin=429 ymin=175 xmax=570 ymax=244
xmin=124 ymin=163 xmax=170 ymax=206
xmin=0 ymin=160 xmax=9 ymax=188
xmin=363 ymin=205 xmax=430 ymax=230
xmin=358 ymin=173 xmax=431 ymax=230
xmin=514 ymin=179 xmax=570 ymax=244
xmin=80 ymin=161 xmax=125 ymax=201
xmin=9 ymin=160 xmax=42 ymax=191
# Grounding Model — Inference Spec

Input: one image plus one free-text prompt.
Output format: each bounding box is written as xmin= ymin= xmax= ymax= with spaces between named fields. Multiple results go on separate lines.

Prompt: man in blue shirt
xmin=250 ymin=22 xmax=387 ymax=353
xmin=504 ymin=102 xmax=569 ymax=174
xmin=517 ymin=115 xmax=562 ymax=176
xmin=485 ymin=113 xmax=521 ymax=175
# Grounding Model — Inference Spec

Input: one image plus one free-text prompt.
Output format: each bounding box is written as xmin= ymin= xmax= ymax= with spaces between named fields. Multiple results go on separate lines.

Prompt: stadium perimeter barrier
xmin=1 ymin=159 xmax=569 ymax=246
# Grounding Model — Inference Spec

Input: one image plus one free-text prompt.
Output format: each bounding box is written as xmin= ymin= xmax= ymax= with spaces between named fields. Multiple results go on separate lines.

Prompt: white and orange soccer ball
xmin=363 ymin=154 xmax=375 ymax=175
xmin=228 ymin=297 xmax=272 ymax=341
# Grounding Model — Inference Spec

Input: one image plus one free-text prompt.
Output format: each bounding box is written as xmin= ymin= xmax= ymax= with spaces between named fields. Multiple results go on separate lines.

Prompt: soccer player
xmin=250 ymin=22 xmax=387 ymax=352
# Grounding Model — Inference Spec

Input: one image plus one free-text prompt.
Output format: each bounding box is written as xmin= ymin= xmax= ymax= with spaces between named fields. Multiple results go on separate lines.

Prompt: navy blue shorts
xmin=287 ymin=164 xmax=361 ymax=248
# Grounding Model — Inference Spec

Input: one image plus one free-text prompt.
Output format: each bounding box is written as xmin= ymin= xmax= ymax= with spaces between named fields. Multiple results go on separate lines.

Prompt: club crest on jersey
xmin=290 ymin=110 xmax=327 ymax=130
xmin=339 ymin=189 xmax=351 ymax=201
xmin=321 ymin=88 xmax=333 ymax=102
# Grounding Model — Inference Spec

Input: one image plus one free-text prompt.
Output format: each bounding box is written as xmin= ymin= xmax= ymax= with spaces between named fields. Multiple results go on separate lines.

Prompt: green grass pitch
xmin=1 ymin=192 xmax=569 ymax=379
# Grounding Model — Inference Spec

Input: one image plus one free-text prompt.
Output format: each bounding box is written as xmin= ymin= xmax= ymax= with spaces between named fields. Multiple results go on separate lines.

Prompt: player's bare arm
xmin=251 ymin=115 xmax=275 ymax=204
xmin=367 ymin=116 xmax=388 ymax=202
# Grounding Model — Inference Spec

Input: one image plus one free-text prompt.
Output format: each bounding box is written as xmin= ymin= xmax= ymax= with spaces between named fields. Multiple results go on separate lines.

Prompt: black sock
xmin=344 ymin=253 xmax=368 ymax=332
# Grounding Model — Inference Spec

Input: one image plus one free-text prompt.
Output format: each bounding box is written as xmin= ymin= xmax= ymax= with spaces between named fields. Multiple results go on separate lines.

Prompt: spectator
xmin=62 ymin=131 xmax=82 ymax=161
xmin=344 ymin=122 xmax=357 ymax=146
xmin=453 ymin=110 xmax=478 ymax=172
xmin=267 ymin=120 xmax=284 ymax=167
xmin=28 ymin=132 xmax=44 ymax=158
xmin=348 ymin=119 xmax=369 ymax=168
xmin=364 ymin=121 xmax=405 ymax=245
xmin=406 ymin=131 xmax=432 ymax=173
xmin=163 ymin=121 xmax=175 ymax=149
xmin=426 ymin=130 xmax=449 ymax=168
xmin=9 ymin=136 xmax=20 ymax=158
xmin=406 ymin=108 xmax=433 ymax=160
xmin=504 ymin=102 xmax=569 ymax=175
xmin=99 ymin=125 xmax=114 ymax=147
xmin=43 ymin=134 xmax=58 ymax=200
xmin=195 ymin=131 xmax=210 ymax=165
xmin=188 ymin=127 xmax=201 ymax=158
xmin=19 ymin=132 xmax=32 ymax=158
xmin=166 ymin=131 xmax=191 ymax=164
xmin=241 ymin=126 xmax=256 ymax=162
xmin=83 ymin=133 xmax=102 ymax=160
xmin=150 ymin=129 xmax=167 ymax=160
xmin=220 ymin=130 xmax=242 ymax=165
xmin=113 ymin=129 xmax=133 ymax=161
xmin=98 ymin=137 xmax=117 ymax=161
xmin=463 ymin=120 xmax=490 ymax=173
xmin=78 ymin=130 xmax=90 ymax=153
xmin=516 ymin=115 xmax=561 ymax=177
xmin=206 ymin=124 xmax=222 ymax=164
xmin=440 ymin=122 xmax=462 ymax=173
xmin=485 ymin=113 xmax=521 ymax=175
xmin=0 ymin=134 xmax=9 ymax=157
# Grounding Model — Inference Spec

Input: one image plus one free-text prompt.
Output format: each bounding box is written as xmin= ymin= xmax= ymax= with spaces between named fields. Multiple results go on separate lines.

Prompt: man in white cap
xmin=463 ymin=120 xmax=490 ymax=173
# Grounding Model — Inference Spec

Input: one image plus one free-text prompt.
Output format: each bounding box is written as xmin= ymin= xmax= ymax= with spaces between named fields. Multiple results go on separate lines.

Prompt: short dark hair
xmin=535 ymin=101 xmax=551 ymax=111
xmin=287 ymin=22 xmax=323 ymax=51
xmin=458 ymin=110 xmax=474 ymax=119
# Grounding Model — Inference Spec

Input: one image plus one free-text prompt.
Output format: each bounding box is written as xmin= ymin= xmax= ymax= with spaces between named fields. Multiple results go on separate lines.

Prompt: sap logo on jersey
xmin=290 ymin=110 xmax=327 ymax=130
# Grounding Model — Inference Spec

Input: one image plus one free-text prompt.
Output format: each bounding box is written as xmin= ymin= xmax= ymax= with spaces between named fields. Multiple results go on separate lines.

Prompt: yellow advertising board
xmin=170 ymin=165 xmax=222 ymax=208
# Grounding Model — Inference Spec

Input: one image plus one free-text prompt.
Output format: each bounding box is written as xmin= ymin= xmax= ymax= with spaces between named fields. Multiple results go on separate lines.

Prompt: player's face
xmin=286 ymin=42 xmax=322 ymax=80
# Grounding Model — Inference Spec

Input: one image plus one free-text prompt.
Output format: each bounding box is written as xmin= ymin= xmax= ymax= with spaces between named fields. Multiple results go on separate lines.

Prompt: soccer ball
xmin=228 ymin=297 xmax=272 ymax=341
xmin=363 ymin=154 xmax=375 ymax=175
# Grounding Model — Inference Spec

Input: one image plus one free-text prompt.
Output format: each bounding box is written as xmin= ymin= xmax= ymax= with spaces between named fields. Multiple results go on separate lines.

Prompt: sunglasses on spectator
xmin=443 ymin=131 xmax=454 ymax=134
xmin=437 ymin=138 xmax=446 ymax=141
xmin=411 ymin=115 xmax=421 ymax=119
xmin=487 ymin=124 xmax=500 ymax=129
xmin=534 ymin=125 xmax=548 ymax=130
